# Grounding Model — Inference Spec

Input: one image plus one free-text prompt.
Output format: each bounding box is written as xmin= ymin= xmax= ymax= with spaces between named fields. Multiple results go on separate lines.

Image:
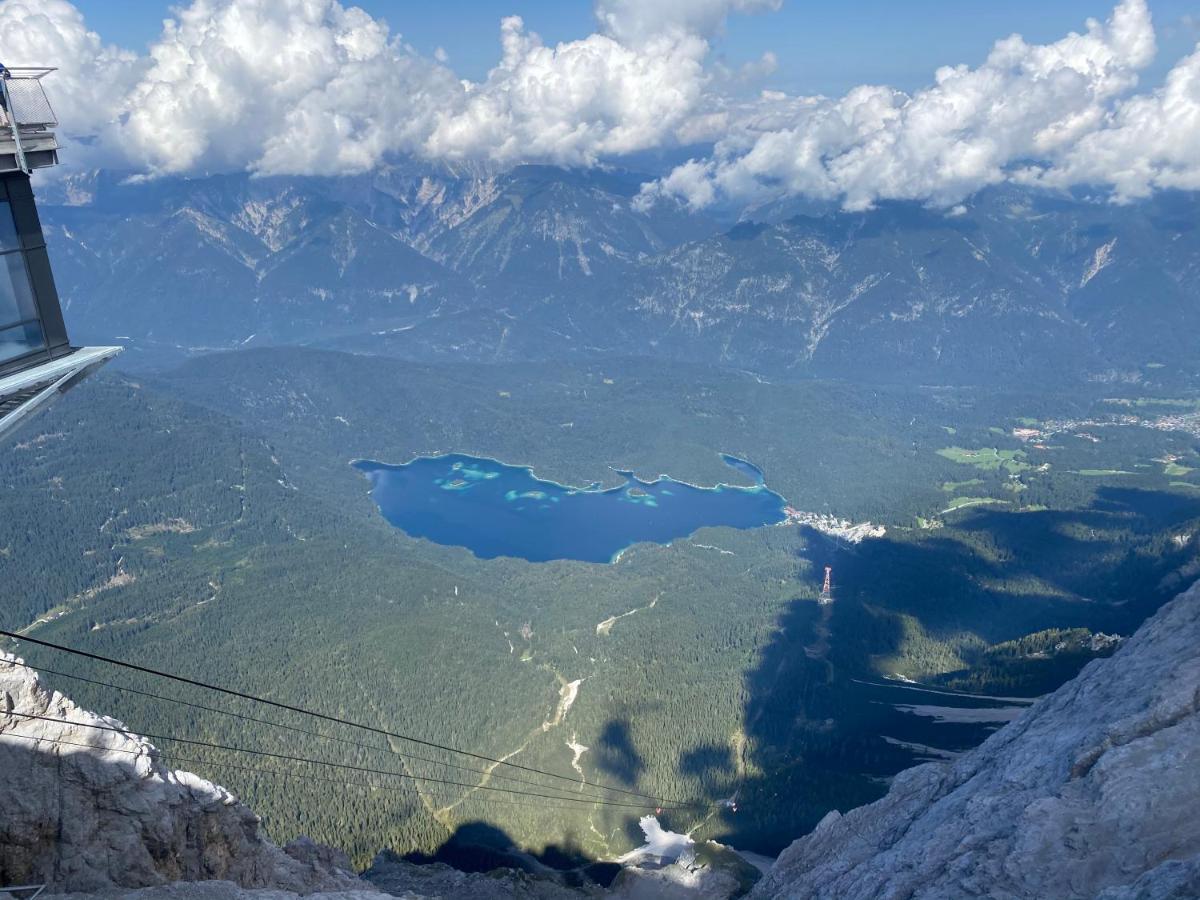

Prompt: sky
xmin=2 ymin=0 xmax=1198 ymax=211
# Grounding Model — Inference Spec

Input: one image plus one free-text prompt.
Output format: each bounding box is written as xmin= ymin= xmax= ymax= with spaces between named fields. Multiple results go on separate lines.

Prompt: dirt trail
xmin=596 ymin=593 xmax=660 ymax=636
xmin=355 ymin=682 xmax=453 ymax=834
xmin=437 ymin=668 xmax=585 ymax=816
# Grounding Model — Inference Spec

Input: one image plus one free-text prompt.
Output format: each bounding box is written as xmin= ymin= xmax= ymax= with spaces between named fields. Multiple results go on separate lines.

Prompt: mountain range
xmin=7 ymin=154 xmax=1199 ymax=899
xmin=36 ymin=164 xmax=1200 ymax=387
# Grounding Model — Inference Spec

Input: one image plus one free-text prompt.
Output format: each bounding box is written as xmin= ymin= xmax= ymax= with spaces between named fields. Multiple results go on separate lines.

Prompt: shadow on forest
xmin=593 ymin=718 xmax=645 ymax=786
xmin=697 ymin=486 xmax=1200 ymax=855
xmin=397 ymin=820 xmax=622 ymax=887
xmin=679 ymin=742 xmax=735 ymax=780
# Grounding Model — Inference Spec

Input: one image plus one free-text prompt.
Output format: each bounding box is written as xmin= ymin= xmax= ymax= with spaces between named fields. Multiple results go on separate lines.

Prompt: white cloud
xmin=0 ymin=0 xmax=141 ymax=162
xmin=3 ymin=0 xmax=1198 ymax=209
xmin=1023 ymin=44 xmax=1200 ymax=200
xmin=117 ymin=0 xmax=464 ymax=175
xmin=424 ymin=17 xmax=710 ymax=167
xmin=0 ymin=0 xmax=746 ymax=175
xmin=643 ymin=0 xmax=1197 ymax=211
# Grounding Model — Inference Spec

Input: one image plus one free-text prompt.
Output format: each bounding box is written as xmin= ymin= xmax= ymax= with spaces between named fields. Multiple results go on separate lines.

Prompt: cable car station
xmin=0 ymin=67 xmax=119 ymax=440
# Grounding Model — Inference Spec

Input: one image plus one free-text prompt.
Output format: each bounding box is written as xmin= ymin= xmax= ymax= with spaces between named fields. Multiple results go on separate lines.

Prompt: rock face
xmin=21 ymin=886 xmax=389 ymax=900
xmin=606 ymin=843 xmax=760 ymax=900
xmin=751 ymin=581 xmax=1200 ymax=900
xmin=362 ymin=852 xmax=600 ymax=899
xmin=0 ymin=653 xmax=365 ymax=893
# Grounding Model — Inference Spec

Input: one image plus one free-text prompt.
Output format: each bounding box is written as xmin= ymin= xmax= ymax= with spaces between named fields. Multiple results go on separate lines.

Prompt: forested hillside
xmin=4 ymin=354 xmax=1198 ymax=864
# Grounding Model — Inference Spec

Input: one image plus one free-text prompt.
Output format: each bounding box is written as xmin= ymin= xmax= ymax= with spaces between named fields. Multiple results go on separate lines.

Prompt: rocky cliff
xmin=0 ymin=652 xmax=367 ymax=893
xmin=751 ymin=580 xmax=1200 ymax=900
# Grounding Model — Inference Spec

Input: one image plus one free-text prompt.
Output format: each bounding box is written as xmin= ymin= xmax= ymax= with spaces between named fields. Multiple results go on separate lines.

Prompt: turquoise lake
xmin=353 ymin=453 xmax=787 ymax=563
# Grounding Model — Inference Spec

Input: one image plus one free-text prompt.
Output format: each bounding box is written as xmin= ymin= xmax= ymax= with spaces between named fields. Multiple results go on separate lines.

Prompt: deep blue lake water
xmin=353 ymin=453 xmax=786 ymax=563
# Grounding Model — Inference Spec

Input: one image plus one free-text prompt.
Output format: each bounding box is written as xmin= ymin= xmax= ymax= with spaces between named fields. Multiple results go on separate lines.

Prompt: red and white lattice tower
xmin=819 ymin=566 xmax=833 ymax=604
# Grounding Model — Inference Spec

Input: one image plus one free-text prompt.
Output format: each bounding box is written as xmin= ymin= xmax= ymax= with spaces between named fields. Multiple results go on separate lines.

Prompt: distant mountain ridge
xmin=35 ymin=164 xmax=1200 ymax=386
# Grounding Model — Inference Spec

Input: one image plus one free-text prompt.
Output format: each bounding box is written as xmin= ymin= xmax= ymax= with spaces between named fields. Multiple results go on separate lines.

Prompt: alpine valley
xmin=4 ymin=158 xmax=1199 ymax=893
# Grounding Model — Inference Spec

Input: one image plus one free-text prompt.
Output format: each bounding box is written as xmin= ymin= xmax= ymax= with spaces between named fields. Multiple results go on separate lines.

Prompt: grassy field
xmin=937 ymin=446 xmax=1032 ymax=475
xmin=942 ymin=496 xmax=1008 ymax=513
xmin=941 ymin=478 xmax=985 ymax=492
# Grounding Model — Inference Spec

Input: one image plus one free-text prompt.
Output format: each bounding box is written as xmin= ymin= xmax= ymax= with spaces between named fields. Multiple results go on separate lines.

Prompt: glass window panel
xmin=0 ymin=249 xmax=37 ymax=328
xmin=0 ymin=201 xmax=18 ymax=252
xmin=0 ymin=319 xmax=45 ymax=365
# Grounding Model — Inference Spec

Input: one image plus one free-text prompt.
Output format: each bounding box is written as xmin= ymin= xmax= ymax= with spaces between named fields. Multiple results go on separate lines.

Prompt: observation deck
xmin=0 ymin=68 xmax=61 ymax=175
xmin=0 ymin=67 xmax=119 ymax=440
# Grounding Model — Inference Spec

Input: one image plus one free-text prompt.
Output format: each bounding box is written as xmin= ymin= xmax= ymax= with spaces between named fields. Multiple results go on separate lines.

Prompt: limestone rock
xmin=608 ymin=840 xmax=760 ymax=900
xmin=751 ymin=580 xmax=1200 ymax=900
xmin=606 ymin=858 xmax=742 ymax=900
xmin=361 ymin=850 xmax=601 ymax=899
xmin=0 ymin=653 xmax=365 ymax=893
xmin=33 ymin=886 xmax=391 ymax=900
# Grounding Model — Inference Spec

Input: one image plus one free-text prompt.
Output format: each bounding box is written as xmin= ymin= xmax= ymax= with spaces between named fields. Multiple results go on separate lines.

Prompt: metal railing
xmin=0 ymin=67 xmax=57 ymax=128
xmin=0 ymin=68 xmax=58 ymax=174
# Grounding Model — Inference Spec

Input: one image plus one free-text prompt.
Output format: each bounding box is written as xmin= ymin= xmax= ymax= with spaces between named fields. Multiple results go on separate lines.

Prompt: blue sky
xmin=70 ymin=0 xmax=1200 ymax=94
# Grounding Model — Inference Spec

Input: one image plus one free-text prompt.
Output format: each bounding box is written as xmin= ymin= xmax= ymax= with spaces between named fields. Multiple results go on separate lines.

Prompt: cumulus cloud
xmin=0 ymin=0 xmax=753 ymax=175
xmin=0 ymin=0 xmax=463 ymax=174
xmin=118 ymin=0 xmax=462 ymax=175
xmin=420 ymin=0 xmax=791 ymax=167
xmin=3 ymin=0 xmax=1199 ymax=208
xmin=0 ymin=0 xmax=141 ymax=157
xmin=643 ymin=0 xmax=1200 ymax=211
xmin=1024 ymin=44 xmax=1200 ymax=200
xmin=425 ymin=17 xmax=709 ymax=167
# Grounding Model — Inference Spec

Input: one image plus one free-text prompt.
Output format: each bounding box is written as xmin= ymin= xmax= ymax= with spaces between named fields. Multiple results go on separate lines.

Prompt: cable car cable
xmin=0 ymin=731 xmax=647 ymax=814
xmin=6 ymin=712 xmax=706 ymax=811
xmin=0 ymin=629 xmax=683 ymax=806
xmin=1 ymin=657 xmax=638 ymax=803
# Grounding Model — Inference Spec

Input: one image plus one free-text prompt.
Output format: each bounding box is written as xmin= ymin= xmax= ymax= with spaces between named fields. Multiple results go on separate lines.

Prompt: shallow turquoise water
xmin=353 ymin=453 xmax=786 ymax=563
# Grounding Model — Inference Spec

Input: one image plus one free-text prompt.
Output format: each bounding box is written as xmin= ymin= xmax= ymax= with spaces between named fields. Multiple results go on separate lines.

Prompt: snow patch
xmin=618 ymin=816 xmax=695 ymax=864
xmin=1080 ymin=238 xmax=1117 ymax=288
xmin=566 ymin=733 xmax=589 ymax=781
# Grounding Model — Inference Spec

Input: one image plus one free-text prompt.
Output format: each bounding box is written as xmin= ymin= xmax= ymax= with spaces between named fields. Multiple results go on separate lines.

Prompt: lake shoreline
xmin=352 ymin=451 xmax=787 ymax=564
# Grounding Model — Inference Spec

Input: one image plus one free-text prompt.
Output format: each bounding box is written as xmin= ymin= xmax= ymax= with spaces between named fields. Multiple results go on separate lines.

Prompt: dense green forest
xmin=2 ymin=350 xmax=1198 ymax=864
